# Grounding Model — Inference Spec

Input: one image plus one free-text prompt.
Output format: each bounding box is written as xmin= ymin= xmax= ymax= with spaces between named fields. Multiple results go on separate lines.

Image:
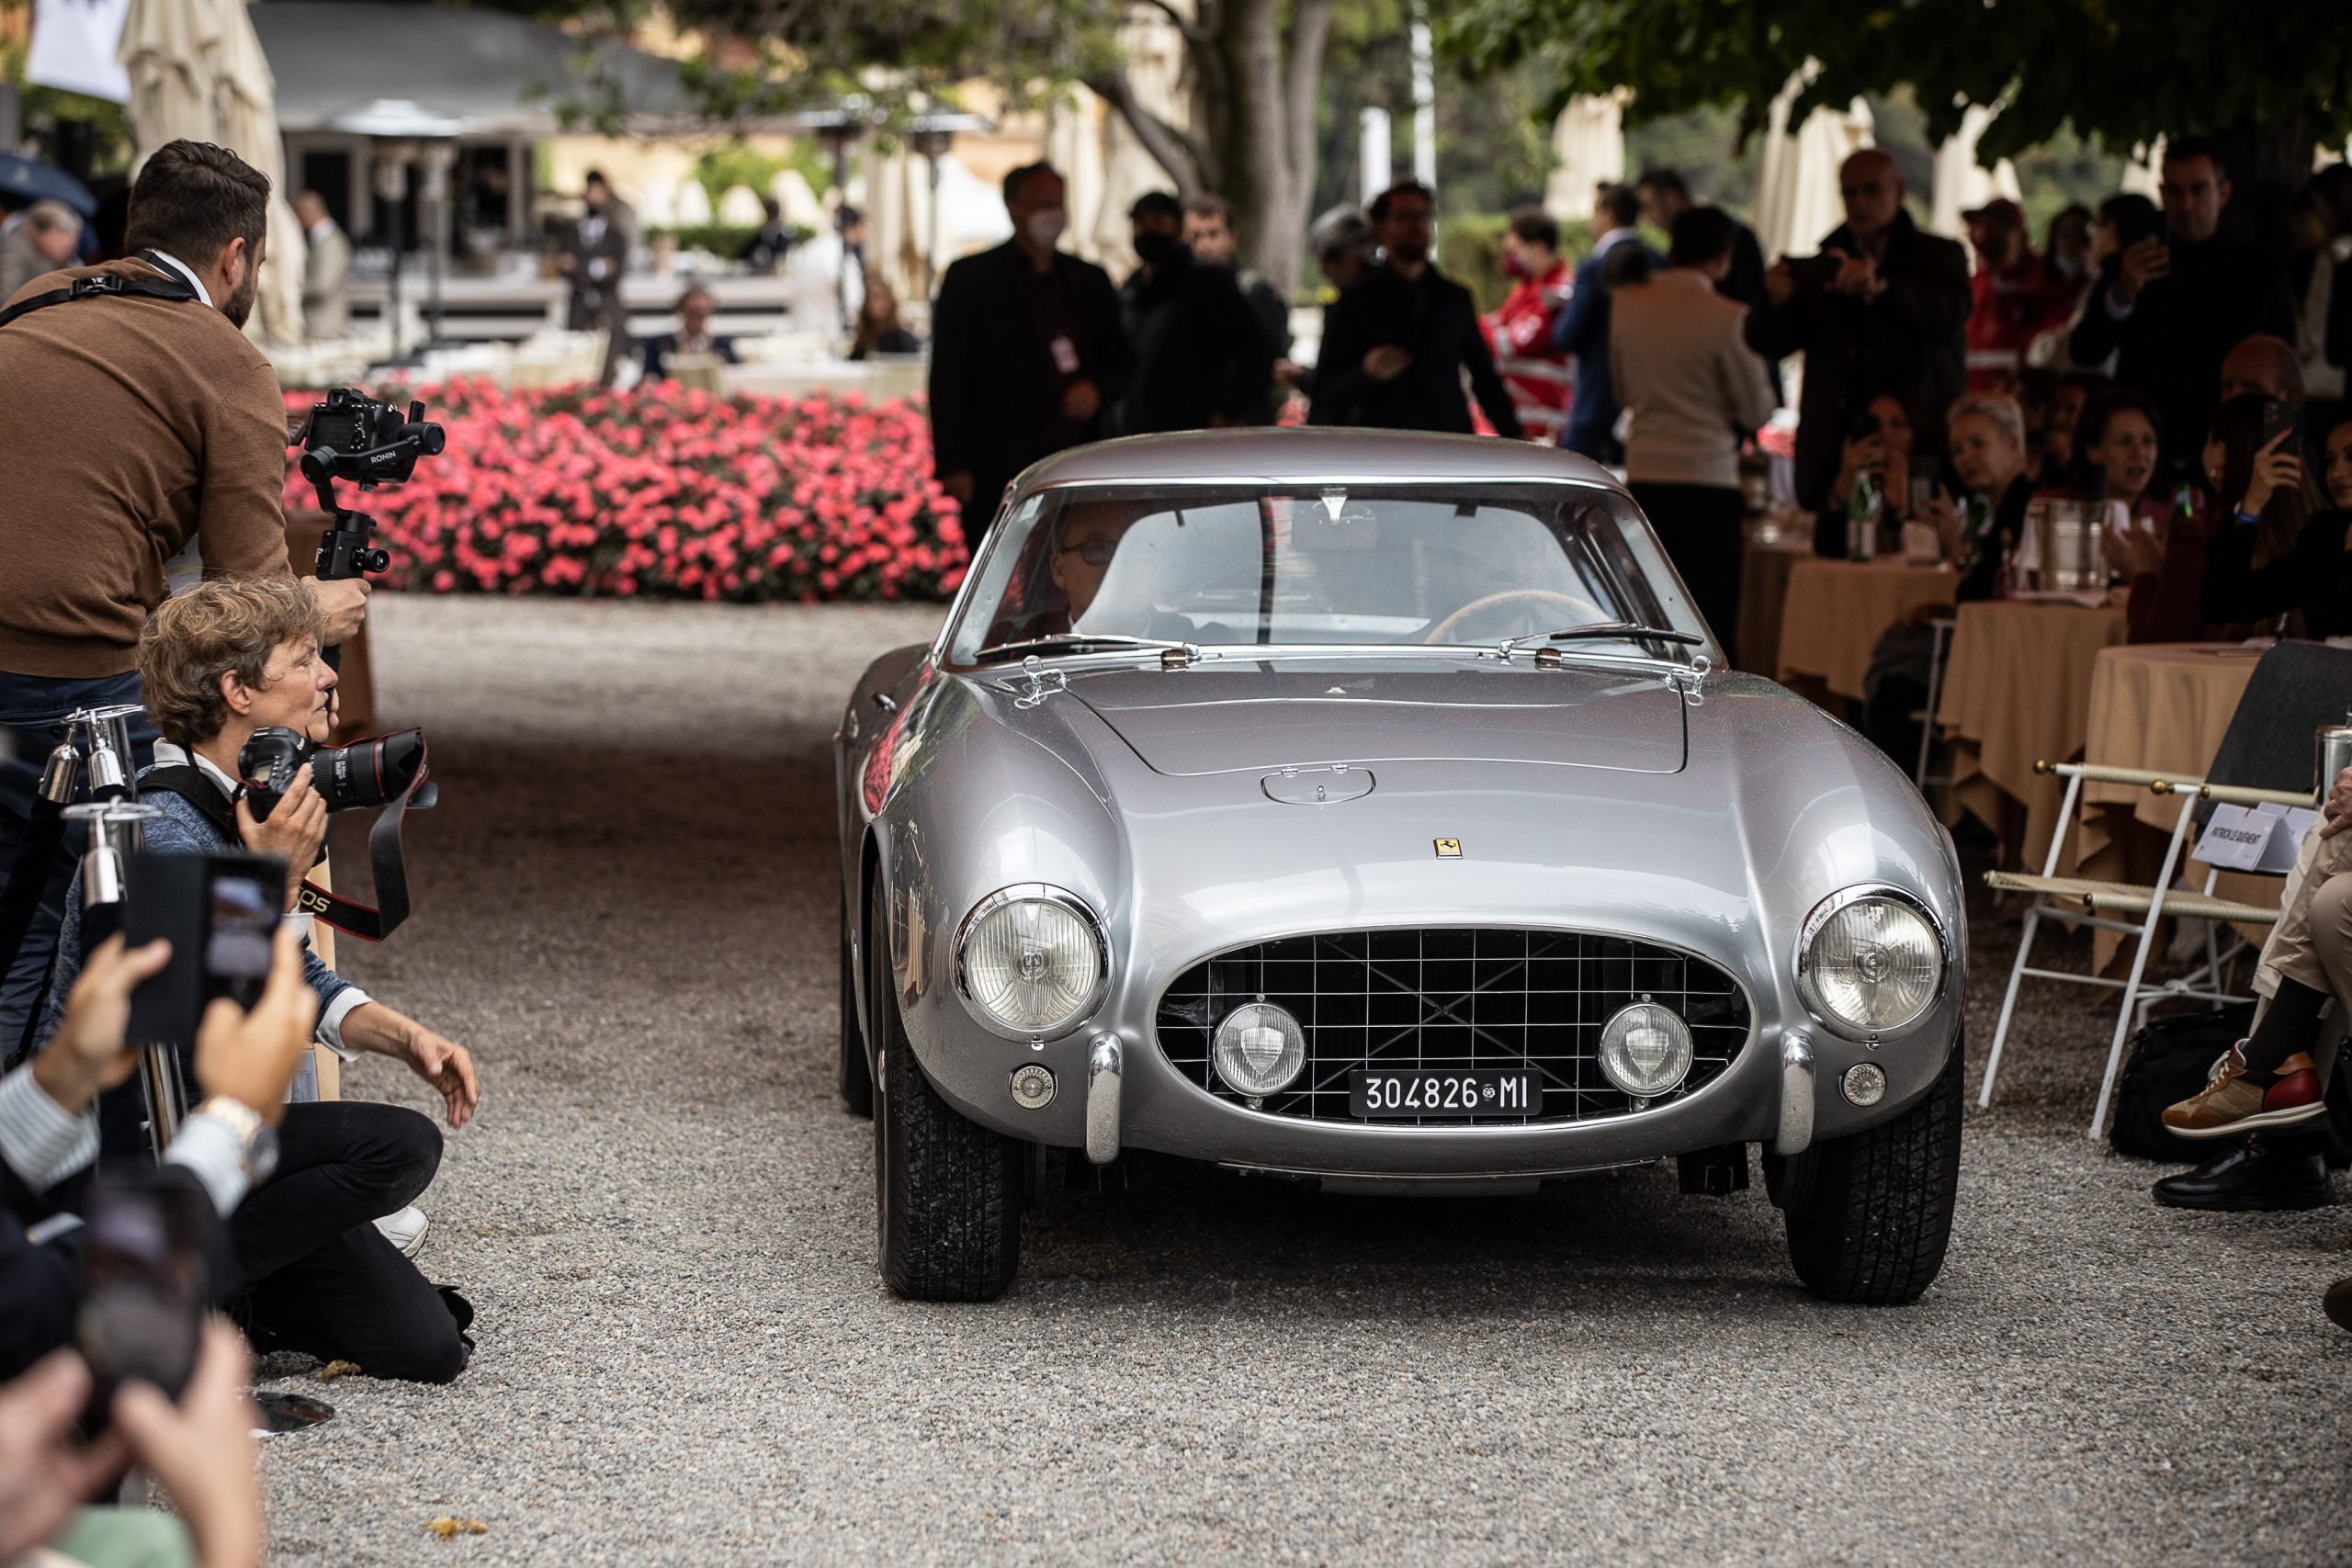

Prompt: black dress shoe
xmin=2153 ymin=1138 xmax=2334 ymax=1212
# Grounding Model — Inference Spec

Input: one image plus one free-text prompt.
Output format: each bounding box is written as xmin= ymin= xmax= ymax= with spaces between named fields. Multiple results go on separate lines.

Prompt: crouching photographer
xmin=0 ymin=929 xmax=311 ymax=1568
xmin=33 ymin=576 xmax=481 ymax=1383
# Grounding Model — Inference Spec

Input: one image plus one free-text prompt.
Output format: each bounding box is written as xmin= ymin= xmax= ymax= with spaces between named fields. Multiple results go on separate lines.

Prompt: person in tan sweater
xmin=0 ymin=138 xmax=368 ymax=1049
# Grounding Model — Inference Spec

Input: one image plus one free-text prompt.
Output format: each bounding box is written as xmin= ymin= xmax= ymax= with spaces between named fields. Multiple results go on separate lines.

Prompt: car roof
xmin=1013 ymin=429 xmax=1627 ymax=493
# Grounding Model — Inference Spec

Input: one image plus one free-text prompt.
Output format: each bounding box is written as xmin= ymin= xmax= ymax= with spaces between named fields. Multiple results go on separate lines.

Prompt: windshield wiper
xmin=1497 ymin=622 xmax=1705 ymax=659
xmin=972 ymin=633 xmax=1198 ymax=663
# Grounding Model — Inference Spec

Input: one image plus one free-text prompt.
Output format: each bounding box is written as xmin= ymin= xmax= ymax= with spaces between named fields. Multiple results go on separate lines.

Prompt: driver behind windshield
xmin=1052 ymin=509 xmax=1142 ymax=626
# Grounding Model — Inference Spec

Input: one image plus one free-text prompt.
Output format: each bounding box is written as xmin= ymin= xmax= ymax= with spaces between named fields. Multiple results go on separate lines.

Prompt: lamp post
xmin=331 ymin=99 xmax=464 ymax=364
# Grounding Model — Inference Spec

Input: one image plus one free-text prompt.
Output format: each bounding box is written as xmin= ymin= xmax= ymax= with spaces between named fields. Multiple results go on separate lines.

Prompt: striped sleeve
xmin=0 ymin=1064 xmax=98 ymax=1194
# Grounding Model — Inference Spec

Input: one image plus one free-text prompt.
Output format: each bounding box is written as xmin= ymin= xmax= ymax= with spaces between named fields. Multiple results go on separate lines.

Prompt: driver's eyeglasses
xmin=1057 ymin=539 xmax=1117 ymax=567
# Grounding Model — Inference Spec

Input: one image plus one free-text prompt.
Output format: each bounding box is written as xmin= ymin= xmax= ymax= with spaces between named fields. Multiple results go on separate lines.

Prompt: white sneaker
xmin=374 ymin=1206 xmax=430 ymax=1258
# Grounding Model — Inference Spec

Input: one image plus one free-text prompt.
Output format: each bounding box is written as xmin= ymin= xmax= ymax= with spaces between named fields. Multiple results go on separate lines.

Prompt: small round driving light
xmin=1213 ymin=1002 xmax=1306 ymax=1096
xmin=1841 ymin=1063 xmax=1887 ymax=1107
xmin=1597 ymin=1003 xmax=1694 ymax=1098
xmin=1010 ymin=1064 xmax=1057 ymax=1110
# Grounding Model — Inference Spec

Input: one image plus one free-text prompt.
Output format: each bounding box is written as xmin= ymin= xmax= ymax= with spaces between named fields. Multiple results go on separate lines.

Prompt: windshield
xmin=946 ymin=482 xmax=1707 ymax=664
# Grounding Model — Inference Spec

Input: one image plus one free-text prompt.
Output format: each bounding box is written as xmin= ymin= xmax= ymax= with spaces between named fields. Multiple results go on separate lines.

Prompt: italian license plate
xmin=1350 ymin=1069 xmax=1542 ymax=1119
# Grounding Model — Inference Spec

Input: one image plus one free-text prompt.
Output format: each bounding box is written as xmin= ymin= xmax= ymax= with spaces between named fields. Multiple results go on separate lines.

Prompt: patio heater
xmin=906 ymin=113 xmax=986 ymax=302
xmin=331 ymin=99 xmax=464 ymax=364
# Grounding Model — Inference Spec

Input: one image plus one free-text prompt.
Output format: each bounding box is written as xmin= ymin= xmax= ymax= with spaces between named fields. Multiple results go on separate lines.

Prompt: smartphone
xmin=2258 ymin=397 xmax=2299 ymax=452
xmin=125 ymin=852 xmax=288 ymax=1048
xmin=75 ymin=1180 xmax=207 ymax=1439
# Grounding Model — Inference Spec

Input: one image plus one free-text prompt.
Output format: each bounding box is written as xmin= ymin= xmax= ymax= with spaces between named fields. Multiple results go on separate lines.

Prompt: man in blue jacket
xmin=1555 ymin=183 xmax=1660 ymax=463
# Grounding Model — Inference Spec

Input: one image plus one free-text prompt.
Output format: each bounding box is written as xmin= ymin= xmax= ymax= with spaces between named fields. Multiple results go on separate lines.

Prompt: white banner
xmin=26 ymin=0 xmax=133 ymax=105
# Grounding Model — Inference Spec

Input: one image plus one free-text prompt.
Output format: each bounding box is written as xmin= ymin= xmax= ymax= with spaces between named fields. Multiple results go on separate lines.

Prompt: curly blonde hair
xmin=139 ymin=577 xmax=322 ymax=748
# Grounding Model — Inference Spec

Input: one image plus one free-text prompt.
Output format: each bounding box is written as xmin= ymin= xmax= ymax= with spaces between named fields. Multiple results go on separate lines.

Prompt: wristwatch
xmin=193 ymin=1096 xmax=279 ymax=1184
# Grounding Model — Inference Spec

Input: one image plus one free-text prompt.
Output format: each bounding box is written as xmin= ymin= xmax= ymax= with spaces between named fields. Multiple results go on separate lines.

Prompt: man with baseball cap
xmin=1962 ymin=197 xmax=2074 ymax=391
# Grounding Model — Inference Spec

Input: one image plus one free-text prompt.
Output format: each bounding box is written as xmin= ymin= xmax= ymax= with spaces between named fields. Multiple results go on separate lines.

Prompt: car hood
xmin=1066 ymin=661 xmax=1688 ymax=776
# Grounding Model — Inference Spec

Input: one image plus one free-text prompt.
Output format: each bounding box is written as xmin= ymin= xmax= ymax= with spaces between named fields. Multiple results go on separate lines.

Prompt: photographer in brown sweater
xmin=0 ymin=139 xmax=369 ymax=1051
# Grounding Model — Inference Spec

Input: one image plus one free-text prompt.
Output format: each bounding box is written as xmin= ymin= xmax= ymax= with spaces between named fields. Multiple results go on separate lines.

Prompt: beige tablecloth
xmin=2074 ymin=641 xmax=2269 ymax=967
xmin=1737 ymin=540 xmax=1809 ymax=675
xmin=1774 ymin=558 xmax=1959 ymax=701
xmin=1934 ymin=597 xmax=2130 ymax=866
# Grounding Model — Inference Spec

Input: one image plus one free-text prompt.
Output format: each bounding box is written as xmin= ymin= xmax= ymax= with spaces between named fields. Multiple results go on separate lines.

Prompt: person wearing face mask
xmin=1483 ymin=208 xmax=1574 ymax=445
xmin=928 ymin=163 xmax=1133 ymax=540
xmin=0 ymin=140 xmax=370 ymax=1058
xmin=1113 ymin=192 xmax=1272 ymax=434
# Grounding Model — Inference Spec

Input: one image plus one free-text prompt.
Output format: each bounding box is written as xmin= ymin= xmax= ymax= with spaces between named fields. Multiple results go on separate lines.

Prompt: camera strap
xmin=292 ymin=765 xmax=435 ymax=942
xmin=0 ymin=257 xmax=200 ymax=331
xmin=137 ymin=762 xmax=435 ymax=943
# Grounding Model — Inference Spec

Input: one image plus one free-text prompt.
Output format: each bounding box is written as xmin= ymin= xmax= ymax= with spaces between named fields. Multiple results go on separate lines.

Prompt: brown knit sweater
xmin=0 ymin=257 xmax=291 ymax=678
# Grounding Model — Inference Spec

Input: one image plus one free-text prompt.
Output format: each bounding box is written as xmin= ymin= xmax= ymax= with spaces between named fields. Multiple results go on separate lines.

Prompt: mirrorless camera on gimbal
xmin=298 ymin=388 xmax=446 ymax=582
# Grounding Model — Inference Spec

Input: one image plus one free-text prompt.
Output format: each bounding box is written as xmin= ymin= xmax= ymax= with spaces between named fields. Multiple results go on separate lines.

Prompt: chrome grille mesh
xmin=1155 ymin=928 xmax=1750 ymax=1124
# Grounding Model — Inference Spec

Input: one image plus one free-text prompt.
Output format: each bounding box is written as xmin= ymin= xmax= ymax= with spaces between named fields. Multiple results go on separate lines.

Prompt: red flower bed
xmin=281 ymin=381 xmax=967 ymax=601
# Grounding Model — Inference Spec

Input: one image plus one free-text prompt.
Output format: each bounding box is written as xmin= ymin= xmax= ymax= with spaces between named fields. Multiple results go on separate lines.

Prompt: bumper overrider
xmin=897 ymin=881 xmax=1961 ymax=1180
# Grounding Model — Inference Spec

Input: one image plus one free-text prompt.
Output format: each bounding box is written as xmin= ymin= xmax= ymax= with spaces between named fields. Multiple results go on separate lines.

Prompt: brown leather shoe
xmin=2163 ymin=1044 xmax=2327 ymax=1138
xmin=2326 ymin=1276 xmax=2352 ymax=1335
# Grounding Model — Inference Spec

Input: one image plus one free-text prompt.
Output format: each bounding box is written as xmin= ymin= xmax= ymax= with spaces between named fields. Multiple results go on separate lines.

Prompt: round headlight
xmin=956 ymin=887 xmax=1106 ymax=1038
xmin=1214 ymin=1002 xmax=1306 ymax=1096
xmin=1597 ymin=1002 xmax=1693 ymax=1097
xmin=1798 ymin=890 xmax=1944 ymax=1037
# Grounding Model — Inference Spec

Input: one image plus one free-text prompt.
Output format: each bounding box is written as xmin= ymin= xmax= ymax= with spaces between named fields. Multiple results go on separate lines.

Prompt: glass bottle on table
xmin=1846 ymin=469 xmax=1881 ymax=562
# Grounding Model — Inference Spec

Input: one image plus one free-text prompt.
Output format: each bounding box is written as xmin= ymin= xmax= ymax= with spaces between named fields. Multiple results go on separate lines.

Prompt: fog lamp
xmin=1597 ymin=1002 xmax=1694 ymax=1097
xmin=1841 ymin=1063 xmax=1887 ymax=1107
xmin=1213 ymin=1002 xmax=1306 ymax=1096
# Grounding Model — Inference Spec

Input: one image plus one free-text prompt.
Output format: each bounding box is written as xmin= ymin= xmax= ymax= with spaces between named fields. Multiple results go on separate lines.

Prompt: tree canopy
xmin=1434 ymin=0 xmax=2342 ymax=195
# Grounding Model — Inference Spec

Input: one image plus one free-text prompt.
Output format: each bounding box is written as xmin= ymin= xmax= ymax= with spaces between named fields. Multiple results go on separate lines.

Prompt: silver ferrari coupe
xmin=835 ymin=430 xmax=1965 ymax=1305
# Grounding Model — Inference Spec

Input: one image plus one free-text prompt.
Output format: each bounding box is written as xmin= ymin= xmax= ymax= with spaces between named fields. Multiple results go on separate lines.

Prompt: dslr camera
xmin=238 ymin=726 xmax=427 ymax=822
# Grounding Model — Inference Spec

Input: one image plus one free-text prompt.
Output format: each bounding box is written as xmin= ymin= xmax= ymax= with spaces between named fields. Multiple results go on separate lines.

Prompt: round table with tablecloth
xmin=1736 ymin=539 xmax=1810 ymax=675
xmin=1933 ymin=596 xmax=2131 ymax=867
xmin=1773 ymin=558 xmax=1959 ymax=702
xmin=2071 ymin=640 xmax=2273 ymax=967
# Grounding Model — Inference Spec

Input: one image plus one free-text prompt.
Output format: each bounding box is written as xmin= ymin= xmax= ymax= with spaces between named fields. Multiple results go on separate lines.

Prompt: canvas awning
xmin=250 ymin=2 xmax=711 ymax=135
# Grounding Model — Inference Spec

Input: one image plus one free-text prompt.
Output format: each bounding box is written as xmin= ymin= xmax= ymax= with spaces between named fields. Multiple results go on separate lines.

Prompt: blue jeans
xmin=0 ymin=669 xmax=157 ymax=1055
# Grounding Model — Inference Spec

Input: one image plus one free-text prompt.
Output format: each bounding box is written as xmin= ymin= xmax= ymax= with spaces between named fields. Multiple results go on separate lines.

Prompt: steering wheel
xmin=1423 ymin=589 xmax=1605 ymax=646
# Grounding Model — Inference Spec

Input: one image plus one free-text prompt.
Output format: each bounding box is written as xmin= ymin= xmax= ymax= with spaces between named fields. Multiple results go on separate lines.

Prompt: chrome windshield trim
xmin=953 ymin=641 xmax=1701 ymax=679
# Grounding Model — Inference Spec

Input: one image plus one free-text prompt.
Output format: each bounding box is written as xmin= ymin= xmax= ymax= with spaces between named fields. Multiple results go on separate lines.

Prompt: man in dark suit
xmin=1115 ymin=192 xmax=1272 ymax=434
xmin=928 ymin=163 xmax=1132 ymax=539
xmin=1636 ymin=168 xmax=1767 ymax=307
xmin=2070 ymin=136 xmax=2297 ymax=476
xmin=1553 ymin=183 xmax=1660 ymax=461
xmin=638 ymin=285 xmax=738 ymax=381
xmin=560 ymin=170 xmax=634 ymax=387
xmin=1745 ymin=149 xmax=1973 ymax=510
xmin=1308 ymin=179 xmax=1522 ymax=437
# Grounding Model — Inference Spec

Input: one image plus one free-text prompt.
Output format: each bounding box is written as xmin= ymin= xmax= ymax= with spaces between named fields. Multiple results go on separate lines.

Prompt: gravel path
xmin=260 ymin=596 xmax=2352 ymax=1566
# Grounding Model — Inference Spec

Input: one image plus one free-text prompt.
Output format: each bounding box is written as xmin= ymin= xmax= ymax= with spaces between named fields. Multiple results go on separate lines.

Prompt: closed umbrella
xmin=118 ymin=0 xmax=309 ymax=344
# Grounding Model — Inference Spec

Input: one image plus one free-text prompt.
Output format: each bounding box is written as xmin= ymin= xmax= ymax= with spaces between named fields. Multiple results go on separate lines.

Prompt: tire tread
xmin=1784 ymin=1043 xmax=1964 ymax=1305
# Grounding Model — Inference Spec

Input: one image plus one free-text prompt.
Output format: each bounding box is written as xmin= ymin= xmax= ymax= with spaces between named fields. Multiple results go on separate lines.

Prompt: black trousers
xmin=229 ymin=1100 xmax=469 ymax=1384
xmin=1629 ymin=483 xmax=1746 ymax=657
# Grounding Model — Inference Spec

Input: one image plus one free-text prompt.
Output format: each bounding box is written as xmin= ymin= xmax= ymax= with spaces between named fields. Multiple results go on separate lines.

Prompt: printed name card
xmin=2197 ymin=804 xmax=2321 ymax=874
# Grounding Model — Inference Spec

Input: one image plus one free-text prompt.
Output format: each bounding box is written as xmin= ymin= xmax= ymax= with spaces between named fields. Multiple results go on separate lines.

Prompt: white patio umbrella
xmin=1929 ymin=102 xmax=2024 ymax=242
xmin=1544 ymin=93 xmax=1625 ymax=220
xmin=118 ymin=0 xmax=309 ymax=344
xmin=1752 ymin=68 xmax=1874 ymax=261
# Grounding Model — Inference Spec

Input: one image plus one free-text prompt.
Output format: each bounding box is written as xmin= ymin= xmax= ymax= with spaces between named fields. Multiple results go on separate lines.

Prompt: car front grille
xmin=1154 ymin=927 xmax=1751 ymax=1124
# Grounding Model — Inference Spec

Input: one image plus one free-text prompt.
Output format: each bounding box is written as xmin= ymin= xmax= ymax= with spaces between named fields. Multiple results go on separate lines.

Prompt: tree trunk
xmin=1096 ymin=0 xmax=1329 ymax=294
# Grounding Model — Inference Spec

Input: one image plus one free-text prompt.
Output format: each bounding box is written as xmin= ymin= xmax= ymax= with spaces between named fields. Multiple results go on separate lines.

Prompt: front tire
xmin=1781 ymin=1042 xmax=1963 ymax=1305
xmin=871 ymin=897 xmax=1021 ymax=1301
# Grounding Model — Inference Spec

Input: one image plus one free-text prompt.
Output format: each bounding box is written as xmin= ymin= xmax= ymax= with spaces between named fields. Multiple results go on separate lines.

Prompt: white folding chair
xmin=1976 ymin=761 xmax=2292 ymax=1137
xmin=1910 ymin=615 xmax=1956 ymax=793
